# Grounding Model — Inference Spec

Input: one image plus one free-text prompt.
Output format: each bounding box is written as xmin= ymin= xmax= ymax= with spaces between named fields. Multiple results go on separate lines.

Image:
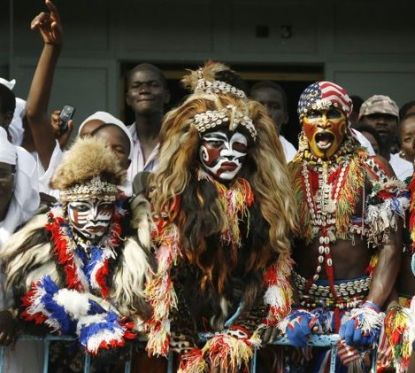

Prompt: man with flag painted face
xmin=280 ymin=81 xmax=408 ymax=370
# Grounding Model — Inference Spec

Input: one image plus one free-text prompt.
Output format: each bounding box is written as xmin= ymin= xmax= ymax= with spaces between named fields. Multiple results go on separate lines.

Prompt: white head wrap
xmin=78 ymin=111 xmax=134 ymax=160
xmin=0 ymin=127 xmax=39 ymax=246
xmin=8 ymin=97 xmax=26 ymax=146
xmin=0 ymin=78 xmax=16 ymax=91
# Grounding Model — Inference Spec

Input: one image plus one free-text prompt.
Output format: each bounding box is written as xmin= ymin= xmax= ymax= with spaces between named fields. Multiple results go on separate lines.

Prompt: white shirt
xmin=389 ymin=153 xmax=413 ymax=181
xmin=127 ymin=124 xmax=159 ymax=181
xmin=280 ymin=135 xmax=297 ymax=162
xmin=0 ymin=145 xmax=39 ymax=309
xmin=351 ymin=129 xmax=375 ymax=156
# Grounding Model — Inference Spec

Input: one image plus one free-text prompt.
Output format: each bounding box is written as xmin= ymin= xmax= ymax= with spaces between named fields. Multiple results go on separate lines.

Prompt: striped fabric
xmin=297 ymin=81 xmax=353 ymax=118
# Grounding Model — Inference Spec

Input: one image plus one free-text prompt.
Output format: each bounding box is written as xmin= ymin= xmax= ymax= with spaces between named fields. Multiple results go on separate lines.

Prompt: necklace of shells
xmin=302 ymin=158 xmax=350 ymax=296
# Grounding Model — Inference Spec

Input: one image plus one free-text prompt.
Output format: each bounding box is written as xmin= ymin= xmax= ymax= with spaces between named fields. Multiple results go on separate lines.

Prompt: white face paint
xmin=67 ymin=200 xmax=114 ymax=242
xmin=199 ymin=131 xmax=248 ymax=181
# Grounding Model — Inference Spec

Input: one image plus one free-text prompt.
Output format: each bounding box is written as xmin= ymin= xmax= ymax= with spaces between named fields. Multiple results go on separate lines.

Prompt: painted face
xmin=199 ymin=130 xmax=248 ymax=181
xmin=67 ymin=200 xmax=114 ymax=242
xmin=302 ymin=107 xmax=347 ymax=159
xmin=400 ymin=116 xmax=415 ymax=162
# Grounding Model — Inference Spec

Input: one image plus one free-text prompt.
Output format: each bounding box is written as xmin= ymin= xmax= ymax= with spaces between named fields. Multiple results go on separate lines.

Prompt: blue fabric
xmin=84 ymin=246 xmax=105 ymax=285
xmin=286 ymin=310 xmax=319 ymax=347
xmin=38 ymin=276 xmax=76 ymax=334
xmin=339 ymin=313 xmax=380 ymax=346
xmin=78 ymin=311 xmax=122 ymax=348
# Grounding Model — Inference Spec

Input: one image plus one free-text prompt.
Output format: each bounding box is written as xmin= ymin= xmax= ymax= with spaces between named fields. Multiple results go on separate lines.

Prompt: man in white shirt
xmin=125 ymin=64 xmax=170 ymax=179
xmin=0 ymin=126 xmax=41 ymax=372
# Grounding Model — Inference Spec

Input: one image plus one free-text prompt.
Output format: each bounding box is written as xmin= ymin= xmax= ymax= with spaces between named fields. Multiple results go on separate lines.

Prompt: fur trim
xmin=111 ymin=237 xmax=153 ymax=317
xmin=130 ymin=194 xmax=153 ymax=251
xmin=1 ymin=213 xmax=60 ymax=291
xmin=50 ymin=136 xmax=125 ymax=191
xmin=1 ymin=213 xmax=48 ymax=259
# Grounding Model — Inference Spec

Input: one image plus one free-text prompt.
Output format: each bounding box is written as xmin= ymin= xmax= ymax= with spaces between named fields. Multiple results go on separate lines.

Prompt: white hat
xmin=0 ymin=78 xmax=16 ymax=91
xmin=78 ymin=111 xmax=133 ymax=160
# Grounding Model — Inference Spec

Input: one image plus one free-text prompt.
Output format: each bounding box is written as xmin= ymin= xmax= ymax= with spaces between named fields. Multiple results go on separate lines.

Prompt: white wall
xmin=1 ymin=0 xmax=415 ymax=122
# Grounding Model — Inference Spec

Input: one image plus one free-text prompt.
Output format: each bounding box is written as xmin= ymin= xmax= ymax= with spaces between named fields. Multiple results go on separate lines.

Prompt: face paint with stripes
xmin=302 ymin=107 xmax=347 ymax=159
xmin=67 ymin=200 xmax=114 ymax=242
xmin=199 ymin=130 xmax=248 ymax=181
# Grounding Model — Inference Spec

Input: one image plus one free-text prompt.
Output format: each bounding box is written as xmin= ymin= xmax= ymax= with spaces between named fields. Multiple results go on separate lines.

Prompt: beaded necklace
xmin=302 ymin=159 xmax=348 ymax=289
xmin=295 ymin=137 xmax=367 ymax=301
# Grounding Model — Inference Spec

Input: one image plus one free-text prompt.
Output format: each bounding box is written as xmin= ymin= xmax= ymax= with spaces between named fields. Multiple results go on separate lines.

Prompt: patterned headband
xmin=60 ymin=176 xmax=118 ymax=202
xmin=193 ymin=105 xmax=257 ymax=141
xmin=194 ymin=68 xmax=247 ymax=99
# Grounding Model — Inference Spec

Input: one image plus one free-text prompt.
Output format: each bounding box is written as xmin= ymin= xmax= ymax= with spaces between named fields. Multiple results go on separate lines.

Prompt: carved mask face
xmin=302 ymin=107 xmax=347 ymax=159
xmin=67 ymin=199 xmax=114 ymax=242
xmin=199 ymin=130 xmax=248 ymax=181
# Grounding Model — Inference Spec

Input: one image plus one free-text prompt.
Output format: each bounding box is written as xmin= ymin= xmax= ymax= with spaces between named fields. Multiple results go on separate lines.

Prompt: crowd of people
xmin=2 ymin=1 xmax=415 ymax=372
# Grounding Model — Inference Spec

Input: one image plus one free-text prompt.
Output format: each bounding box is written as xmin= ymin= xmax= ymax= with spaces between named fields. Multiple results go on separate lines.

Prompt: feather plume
xmin=182 ymin=61 xmax=233 ymax=93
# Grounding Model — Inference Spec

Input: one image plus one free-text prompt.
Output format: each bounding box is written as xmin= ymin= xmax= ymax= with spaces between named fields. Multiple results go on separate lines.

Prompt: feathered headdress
xmin=182 ymin=61 xmax=247 ymax=99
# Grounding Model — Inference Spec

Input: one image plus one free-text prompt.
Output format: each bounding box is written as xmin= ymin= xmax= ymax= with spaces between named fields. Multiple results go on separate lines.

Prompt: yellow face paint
xmin=302 ymin=107 xmax=347 ymax=159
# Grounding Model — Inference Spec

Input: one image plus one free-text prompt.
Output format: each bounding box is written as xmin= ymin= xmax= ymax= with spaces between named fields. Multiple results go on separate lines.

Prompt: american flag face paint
xmin=67 ymin=200 xmax=114 ymax=242
xmin=297 ymin=81 xmax=353 ymax=119
xmin=199 ymin=130 xmax=248 ymax=181
xmin=302 ymin=107 xmax=347 ymax=159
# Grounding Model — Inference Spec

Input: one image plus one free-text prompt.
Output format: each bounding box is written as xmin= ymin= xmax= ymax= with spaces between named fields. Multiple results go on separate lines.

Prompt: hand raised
xmin=30 ymin=0 xmax=62 ymax=45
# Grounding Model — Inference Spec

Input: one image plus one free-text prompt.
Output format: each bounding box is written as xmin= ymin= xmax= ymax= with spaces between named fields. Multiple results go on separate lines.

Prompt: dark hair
xmin=90 ymin=122 xmax=131 ymax=153
xmin=0 ymin=85 xmax=16 ymax=116
xmin=249 ymin=80 xmax=288 ymax=112
xmin=400 ymin=112 xmax=415 ymax=125
xmin=353 ymin=122 xmax=381 ymax=148
xmin=126 ymin=63 xmax=168 ymax=89
xmin=350 ymin=95 xmax=364 ymax=113
xmin=399 ymin=100 xmax=415 ymax=120
xmin=214 ymin=69 xmax=248 ymax=96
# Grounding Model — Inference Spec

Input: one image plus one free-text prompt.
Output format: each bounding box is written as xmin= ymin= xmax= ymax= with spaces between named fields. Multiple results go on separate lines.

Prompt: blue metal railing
xmin=0 ymin=334 xmax=378 ymax=373
xmin=0 ymin=335 xmax=133 ymax=373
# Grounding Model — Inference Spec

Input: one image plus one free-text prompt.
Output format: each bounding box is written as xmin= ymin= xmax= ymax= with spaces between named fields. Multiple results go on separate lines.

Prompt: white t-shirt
xmin=351 ymin=129 xmax=375 ymax=156
xmin=389 ymin=153 xmax=413 ymax=181
xmin=280 ymin=135 xmax=297 ymax=162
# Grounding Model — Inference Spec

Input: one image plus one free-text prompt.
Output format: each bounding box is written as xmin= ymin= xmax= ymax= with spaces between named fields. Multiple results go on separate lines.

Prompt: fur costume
xmin=142 ymin=62 xmax=297 ymax=372
xmin=0 ymin=137 xmax=153 ymax=354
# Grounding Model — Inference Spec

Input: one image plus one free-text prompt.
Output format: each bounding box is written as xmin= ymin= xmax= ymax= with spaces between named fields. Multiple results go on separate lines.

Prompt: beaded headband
xmin=194 ymin=68 xmax=247 ymax=99
xmin=60 ymin=176 xmax=118 ymax=202
xmin=193 ymin=105 xmax=257 ymax=141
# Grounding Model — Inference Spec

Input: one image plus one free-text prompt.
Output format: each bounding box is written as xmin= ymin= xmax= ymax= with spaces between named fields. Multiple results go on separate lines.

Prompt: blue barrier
xmin=273 ymin=334 xmax=340 ymax=372
xmin=0 ymin=335 xmax=133 ymax=373
xmin=272 ymin=334 xmax=378 ymax=373
xmin=0 ymin=333 xmax=378 ymax=373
